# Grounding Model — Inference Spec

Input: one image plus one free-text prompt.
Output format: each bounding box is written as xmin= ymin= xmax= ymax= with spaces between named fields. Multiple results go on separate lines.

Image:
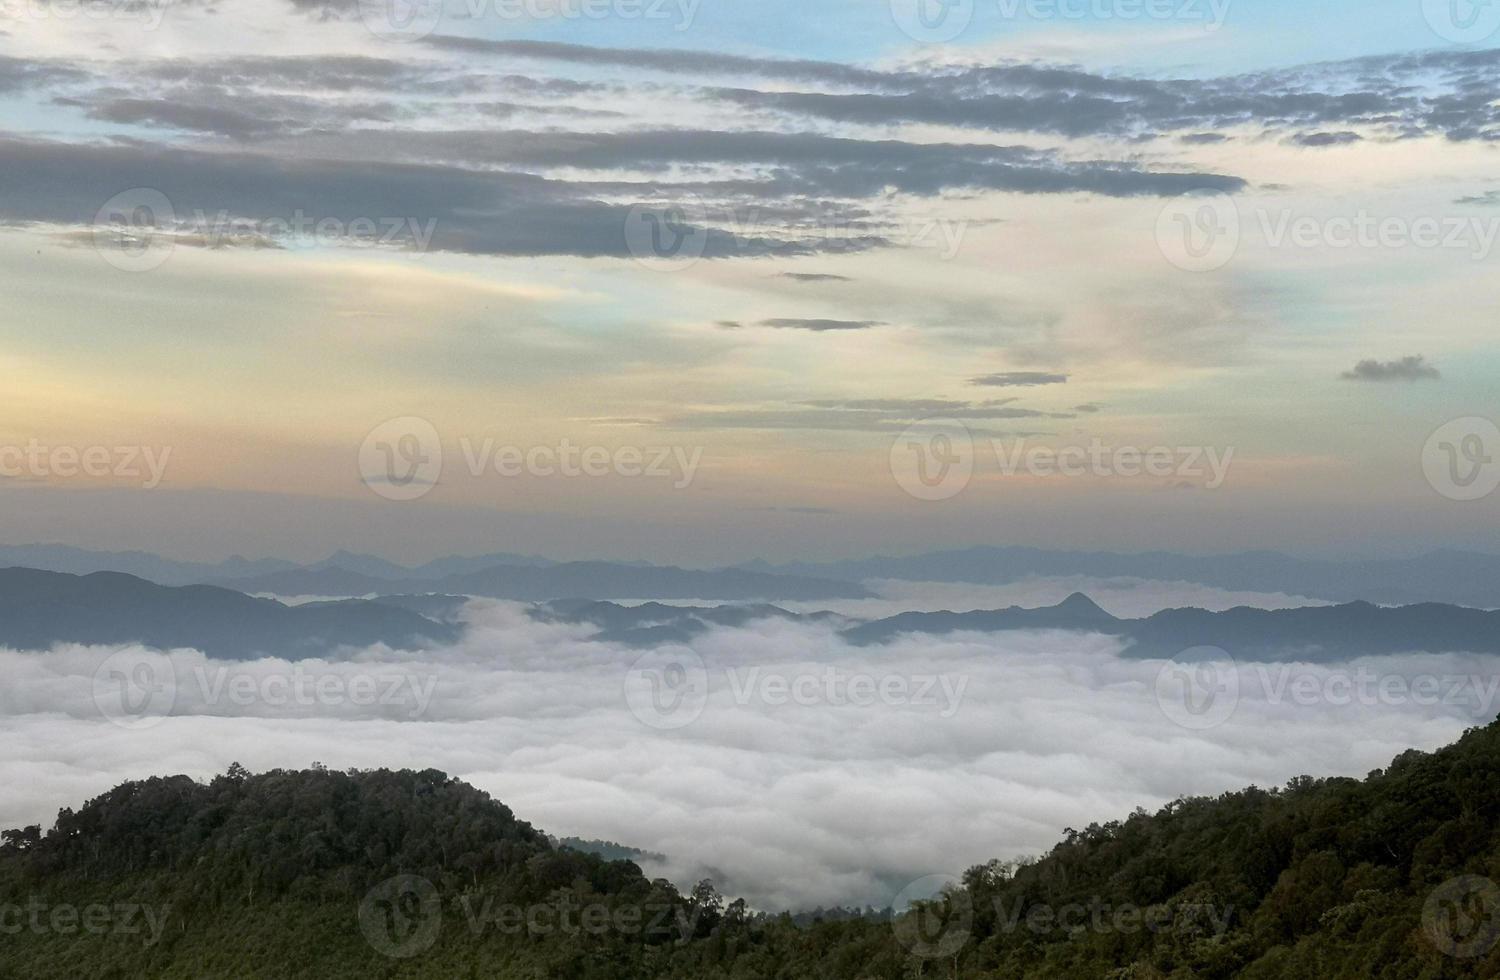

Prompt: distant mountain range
xmin=737 ymin=546 xmax=1500 ymax=607
xmin=0 ymin=545 xmax=554 ymax=587
xmin=210 ymin=562 xmax=870 ymax=601
xmin=3 ymin=565 xmax=1498 ymax=660
xmin=0 ymin=545 xmax=867 ymax=601
xmin=0 ymin=569 xmax=457 ymax=659
xmin=7 ymin=543 xmax=1500 ymax=606
xmin=539 ymin=594 xmax=1500 ymax=661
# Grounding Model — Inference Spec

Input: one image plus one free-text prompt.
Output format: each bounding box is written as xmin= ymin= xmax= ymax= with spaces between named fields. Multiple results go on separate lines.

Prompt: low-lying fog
xmin=1 ymin=585 xmax=1490 ymax=911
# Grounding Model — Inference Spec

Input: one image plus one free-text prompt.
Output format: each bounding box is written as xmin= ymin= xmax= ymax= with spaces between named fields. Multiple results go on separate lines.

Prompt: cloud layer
xmin=1 ymin=595 xmax=1493 ymax=911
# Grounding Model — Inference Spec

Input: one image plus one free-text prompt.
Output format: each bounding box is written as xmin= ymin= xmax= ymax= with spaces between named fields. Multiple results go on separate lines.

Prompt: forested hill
xmin=4 ymin=723 xmax=1500 ymax=978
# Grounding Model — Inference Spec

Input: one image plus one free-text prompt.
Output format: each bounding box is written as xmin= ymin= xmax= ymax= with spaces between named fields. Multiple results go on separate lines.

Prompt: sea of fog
xmin=0 ymin=578 xmax=1492 ymax=911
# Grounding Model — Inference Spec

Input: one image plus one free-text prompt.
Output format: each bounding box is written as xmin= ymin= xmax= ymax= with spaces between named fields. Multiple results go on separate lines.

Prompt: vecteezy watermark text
xmin=92 ymin=188 xmax=439 ymax=272
xmin=0 ymin=441 xmax=170 ymax=489
xmin=0 ymin=900 xmax=170 ymax=947
xmin=358 ymin=875 xmax=705 ymax=959
xmin=91 ymin=649 xmax=438 ymax=729
xmin=1155 ymin=651 xmax=1500 ymax=731
xmin=891 ymin=421 xmax=1234 ymax=501
xmin=624 ymin=651 xmax=969 ymax=730
xmin=358 ymin=416 xmax=703 ymax=501
xmin=623 ymin=196 xmax=970 ymax=270
xmin=356 ymin=0 xmax=702 ymax=42
xmin=994 ymin=438 xmax=1234 ymax=487
xmin=0 ymin=0 xmax=177 ymax=29
xmin=1157 ymin=194 xmax=1500 ymax=272
xmin=890 ymin=0 xmax=1229 ymax=43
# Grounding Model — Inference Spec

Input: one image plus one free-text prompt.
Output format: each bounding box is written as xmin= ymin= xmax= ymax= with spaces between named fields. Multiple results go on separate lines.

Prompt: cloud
xmin=801 ymin=399 xmax=971 ymax=412
xmin=778 ymin=273 xmax=853 ymax=283
xmin=1340 ymin=356 xmax=1441 ymax=382
xmin=665 ymin=397 xmax=1069 ymax=432
xmin=0 ymin=54 xmax=87 ymax=93
xmin=0 ymin=135 xmax=852 ymax=259
xmin=970 ymin=372 xmax=1069 ymax=387
xmin=417 ymin=36 xmax=899 ymax=88
xmin=0 ymin=597 xmax=1488 ymax=912
xmin=1074 ymin=403 xmax=1104 ymax=413
xmin=1287 ymin=131 xmax=1363 ymax=147
xmin=758 ymin=318 xmax=883 ymax=331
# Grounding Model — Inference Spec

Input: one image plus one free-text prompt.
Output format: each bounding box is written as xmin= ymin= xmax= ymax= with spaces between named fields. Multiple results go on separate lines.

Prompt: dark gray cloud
xmin=667 ymin=409 xmax=1055 ymax=432
xmin=0 ymin=136 xmax=847 ymax=259
xmin=802 ymin=399 xmax=969 ymax=412
xmin=139 ymin=54 xmax=422 ymax=91
xmin=970 ymin=372 xmax=1069 ymax=387
xmin=1340 ymin=356 xmax=1441 ymax=382
xmin=0 ymin=54 xmax=87 ymax=93
xmin=418 ymin=36 xmax=898 ymax=89
xmin=666 ymin=396 xmax=1070 ymax=432
xmin=10 ymin=35 xmax=1497 ymax=274
xmin=262 ymin=127 xmax=1244 ymax=199
xmin=758 ymin=318 xmax=882 ymax=331
xmin=695 ymin=48 xmax=1500 ymax=143
xmin=779 ymin=272 xmax=853 ymax=282
xmin=1288 ymin=131 xmax=1363 ymax=147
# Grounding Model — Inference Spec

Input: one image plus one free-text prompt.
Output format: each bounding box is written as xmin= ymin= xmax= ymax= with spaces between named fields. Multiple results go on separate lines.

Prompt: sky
xmin=1 ymin=0 xmax=1499 ymax=564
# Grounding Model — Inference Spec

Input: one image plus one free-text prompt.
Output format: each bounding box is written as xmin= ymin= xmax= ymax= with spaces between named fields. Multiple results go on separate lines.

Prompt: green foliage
xmin=4 ymin=720 xmax=1500 ymax=978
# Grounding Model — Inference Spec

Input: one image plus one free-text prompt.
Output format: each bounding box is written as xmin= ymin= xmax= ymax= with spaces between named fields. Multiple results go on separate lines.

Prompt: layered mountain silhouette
xmin=0 ymin=545 xmax=552 ymax=587
xmin=539 ymin=594 xmax=1500 ymax=660
xmin=212 ymin=561 xmax=870 ymax=601
xmin=740 ymin=546 xmax=1500 ymax=607
xmin=5 ymin=565 xmax=1498 ymax=661
xmin=10 ymin=542 xmax=1500 ymax=606
xmin=0 ymin=568 xmax=458 ymax=658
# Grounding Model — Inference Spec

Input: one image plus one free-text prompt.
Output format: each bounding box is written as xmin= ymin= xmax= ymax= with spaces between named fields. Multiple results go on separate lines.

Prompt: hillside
xmin=2 ymin=722 xmax=1498 ymax=978
xmin=0 ymin=568 xmax=458 ymax=658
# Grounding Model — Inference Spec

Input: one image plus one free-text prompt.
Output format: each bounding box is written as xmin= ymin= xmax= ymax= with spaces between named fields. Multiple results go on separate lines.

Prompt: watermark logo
xmin=997 ymin=0 xmax=1231 ymax=29
xmin=892 ymin=874 xmax=973 ymax=959
xmin=0 ymin=0 xmax=174 ymax=31
xmin=358 ymin=0 xmax=702 ymax=39
xmin=1160 ymin=200 xmax=1500 ymax=270
xmin=1423 ymin=875 xmax=1500 ymax=959
xmin=358 ymin=0 xmax=444 ymax=40
xmin=1154 ymin=648 xmax=1239 ymax=730
xmin=727 ymin=667 xmax=968 ymax=717
xmin=92 ymin=649 xmax=177 ymax=730
xmin=190 ymin=664 xmax=439 ymax=720
xmin=992 ymin=895 xmax=1234 ymax=936
xmin=0 ymin=900 xmax=171 ymax=946
xmin=0 ymin=441 xmax=171 ymax=488
xmin=1156 ymin=192 xmax=1240 ymax=272
xmin=891 ymin=419 xmax=975 ymax=501
xmin=1424 ymin=417 xmax=1500 ymax=501
xmin=360 ymin=875 xmax=443 ymax=958
xmin=459 ymin=438 xmax=702 ymax=489
xmin=1423 ymin=0 xmax=1500 ymax=44
xmin=1156 ymin=660 xmax=1499 ymax=729
xmin=624 ymin=195 xmax=710 ymax=271
xmin=891 ymin=0 xmax=975 ymax=42
xmin=457 ymin=895 xmax=700 ymax=940
xmin=624 ymin=649 xmax=709 ymax=730
xmin=93 ymin=188 xmax=176 ymax=273
xmin=994 ymin=439 xmax=1234 ymax=487
xmin=92 ymin=190 xmax=439 ymax=270
xmin=360 ymin=417 xmax=443 ymax=501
